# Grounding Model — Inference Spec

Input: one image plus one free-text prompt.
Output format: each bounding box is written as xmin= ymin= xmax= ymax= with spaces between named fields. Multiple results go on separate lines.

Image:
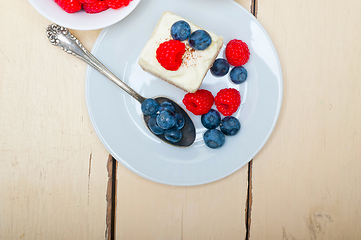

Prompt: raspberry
xmin=55 ymin=0 xmax=82 ymax=13
xmin=78 ymin=0 xmax=97 ymax=3
xmin=215 ymin=88 xmax=241 ymax=116
xmin=225 ymin=39 xmax=250 ymax=66
xmin=156 ymin=40 xmax=186 ymax=71
xmin=105 ymin=0 xmax=131 ymax=9
xmin=83 ymin=0 xmax=109 ymax=13
xmin=182 ymin=89 xmax=214 ymax=115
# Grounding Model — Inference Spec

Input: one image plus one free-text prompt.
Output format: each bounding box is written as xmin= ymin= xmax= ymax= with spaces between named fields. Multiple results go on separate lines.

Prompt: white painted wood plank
xmin=0 ymin=3 xmax=109 ymax=239
xmin=250 ymin=0 xmax=361 ymax=239
xmin=115 ymin=1 xmax=252 ymax=239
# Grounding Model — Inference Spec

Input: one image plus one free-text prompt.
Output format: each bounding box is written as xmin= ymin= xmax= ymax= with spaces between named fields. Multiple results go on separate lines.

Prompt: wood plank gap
xmin=251 ymin=0 xmax=258 ymax=17
xmin=245 ymin=4 xmax=256 ymax=239
xmin=111 ymin=157 xmax=118 ymax=240
xmin=245 ymin=160 xmax=253 ymax=240
xmin=106 ymin=155 xmax=118 ymax=240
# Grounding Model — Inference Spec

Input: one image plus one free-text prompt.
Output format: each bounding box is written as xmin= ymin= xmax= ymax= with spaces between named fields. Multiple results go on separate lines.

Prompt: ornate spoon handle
xmin=46 ymin=24 xmax=146 ymax=103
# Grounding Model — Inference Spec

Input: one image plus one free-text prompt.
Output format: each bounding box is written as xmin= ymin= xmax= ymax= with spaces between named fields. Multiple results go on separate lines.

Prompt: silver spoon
xmin=46 ymin=24 xmax=195 ymax=147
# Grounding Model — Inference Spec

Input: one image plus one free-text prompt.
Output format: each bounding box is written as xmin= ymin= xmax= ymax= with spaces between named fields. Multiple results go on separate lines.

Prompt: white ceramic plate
xmin=29 ymin=0 xmax=140 ymax=30
xmin=85 ymin=0 xmax=283 ymax=186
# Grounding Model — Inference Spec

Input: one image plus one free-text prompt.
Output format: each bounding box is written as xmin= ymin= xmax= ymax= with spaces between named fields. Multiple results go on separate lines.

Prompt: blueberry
xmin=141 ymin=98 xmax=159 ymax=116
xmin=156 ymin=110 xmax=176 ymax=130
xmin=175 ymin=113 xmax=185 ymax=129
xmin=148 ymin=115 xmax=164 ymax=135
xmin=164 ymin=127 xmax=182 ymax=143
xmin=188 ymin=30 xmax=212 ymax=50
xmin=201 ymin=109 xmax=221 ymax=129
xmin=159 ymin=101 xmax=175 ymax=113
xmin=203 ymin=129 xmax=225 ymax=149
xmin=171 ymin=20 xmax=191 ymax=41
xmin=230 ymin=66 xmax=248 ymax=84
xmin=220 ymin=116 xmax=241 ymax=136
xmin=210 ymin=58 xmax=230 ymax=77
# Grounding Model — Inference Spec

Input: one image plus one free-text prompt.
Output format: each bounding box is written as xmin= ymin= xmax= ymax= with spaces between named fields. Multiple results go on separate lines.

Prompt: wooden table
xmin=1 ymin=0 xmax=360 ymax=239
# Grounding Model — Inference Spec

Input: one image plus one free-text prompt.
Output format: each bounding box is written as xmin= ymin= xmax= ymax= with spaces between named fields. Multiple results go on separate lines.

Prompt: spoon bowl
xmin=46 ymin=23 xmax=196 ymax=147
xmin=143 ymin=97 xmax=195 ymax=147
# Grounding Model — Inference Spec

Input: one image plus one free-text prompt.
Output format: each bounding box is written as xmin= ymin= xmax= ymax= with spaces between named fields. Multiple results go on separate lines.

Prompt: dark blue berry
xmin=156 ymin=110 xmax=176 ymax=130
xmin=159 ymin=101 xmax=175 ymax=113
xmin=230 ymin=66 xmax=248 ymax=84
xmin=203 ymin=129 xmax=225 ymax=149
xmin=210 ymin=58 xmax=230 ymax=77
xmin=171 ymin=20 xmax=191 ymax=41
xmin=201 ymin=109 xmax=221 ymax=129
xmin=164 ymin=127 xmax=182 ymax=143
xmin=148 ymin=115 xmax=164 ymax=135
xmin=188 ymin=30 xmax=212 ymax=50
xmin=141 ymin=98 xmax=159 ymax=116
xmin=175 ymin=113 xmax=185 ymax=129
xmin=220 ymin=116 xmax=241 ymax=136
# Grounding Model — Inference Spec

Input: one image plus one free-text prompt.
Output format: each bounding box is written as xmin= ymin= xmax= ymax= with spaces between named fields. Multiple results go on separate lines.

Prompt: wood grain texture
xmin=116 ymin=164 xmax=248 ymax=240
xmin=114 ymin=1 xmax=252 ymax=239
xmin=250 ymin=0 xmax=361 ymax=239
xmin=0 ymin=2 xmax=109 ymax=239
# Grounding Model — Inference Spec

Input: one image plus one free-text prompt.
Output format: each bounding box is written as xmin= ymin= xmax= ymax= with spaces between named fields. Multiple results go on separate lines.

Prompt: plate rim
xmin=28 ymin=0 xmax=141 ymax=30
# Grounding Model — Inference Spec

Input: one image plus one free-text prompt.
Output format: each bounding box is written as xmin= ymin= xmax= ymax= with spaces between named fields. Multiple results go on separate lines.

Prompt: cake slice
xmin=138 ymin=11 xmax=223 ymax=93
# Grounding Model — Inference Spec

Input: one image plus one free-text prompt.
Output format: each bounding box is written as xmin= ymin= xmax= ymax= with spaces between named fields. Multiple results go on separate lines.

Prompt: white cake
xmin=139 ymin=11 xmax=223 ymax=93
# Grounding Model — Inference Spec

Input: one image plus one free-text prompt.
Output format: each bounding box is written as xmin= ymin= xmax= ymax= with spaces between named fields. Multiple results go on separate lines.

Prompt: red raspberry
xmin=215 ymin=88 xmax=241 ymax=116
xmin=225 ymin=39 xmax=250 ymax=66
xmin=83 ymin=0 xmax=109 ymax=13
xmin=85 ymin=0 xmax=96 ymax=3
xmin=156 ymin=40 xmax=186 ymax=71
xmin=55 ymin=0 xmax=82 ymax=13
xmin=78 ymin=0 xmax=97 ymax=3
xmin=105 ymin=0 xmax=131 ymax=9
xmin=182 ymin=89 xmax=214 ymax=115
